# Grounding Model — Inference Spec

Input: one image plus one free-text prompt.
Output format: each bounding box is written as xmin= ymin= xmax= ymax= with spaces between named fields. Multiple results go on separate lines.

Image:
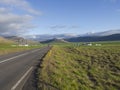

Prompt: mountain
xmin=4 ymin=36 xmax=39 ymax=45
xmin=0 ymin=36 xmax=14 ymax=44
xmin=40 ymin=38 xmax=69 ymax=44
xmin=82 ymin=30 xmax=120 ymax=37
xmin=4 ymin=36 xmax=24 ymax=42
xmin=24 ymin=34 xmax=78 ymax=41
xmin=2 ymin=29 xmax=119 ymax=43
xmin=24 ymin=30 xmax=120 ymax=41
xmin=66 ymin=34 xmax=120 ymax=42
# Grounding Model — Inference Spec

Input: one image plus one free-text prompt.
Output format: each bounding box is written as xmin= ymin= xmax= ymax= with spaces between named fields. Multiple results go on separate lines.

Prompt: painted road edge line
xmin=0 ymin=53 xmax=28 ymax=64
xmin=11 ymin=66 xmax=33 ymax=90
xmin=0 ymin=49 xmax=41 ymax=64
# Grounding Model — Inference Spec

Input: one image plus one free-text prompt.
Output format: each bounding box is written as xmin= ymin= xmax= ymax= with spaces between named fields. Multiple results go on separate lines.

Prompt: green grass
xmin=92 ymin=41 xmax=120 ymax=46
xmin=37 ymin=42 xmax=120 ymax=90
xmin=0 ymin=43 xmax=43 ymax=55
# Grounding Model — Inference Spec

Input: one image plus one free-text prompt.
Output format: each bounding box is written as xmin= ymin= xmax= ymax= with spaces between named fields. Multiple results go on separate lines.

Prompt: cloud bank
xmin=0 ymin=0 xmax=40 ymax=36
xmin=50 ymin=25 xmax=80 ymax=30
xmin=0 ymin=0 xmax=41 ymax=15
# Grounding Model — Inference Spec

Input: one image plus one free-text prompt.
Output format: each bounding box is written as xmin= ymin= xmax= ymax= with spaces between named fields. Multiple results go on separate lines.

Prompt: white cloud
xmin=50 ymin=25 xmax=67 ymax=29
xmin=0 ymin=0 xmax=41 ymax=15
xmin=0 ymin=0 xmax=40 ymax=36
xmin=0 ymin=11 xmax=35 ymax=36
xmin=49 ymin=25 xmax=80 ymax=30
xmin=0 ymin=7 xmax=7 ymax=13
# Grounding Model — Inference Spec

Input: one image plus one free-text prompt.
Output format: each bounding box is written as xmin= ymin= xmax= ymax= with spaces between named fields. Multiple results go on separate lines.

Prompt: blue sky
xmin=0 ymin=0 xmax=120 ymax=35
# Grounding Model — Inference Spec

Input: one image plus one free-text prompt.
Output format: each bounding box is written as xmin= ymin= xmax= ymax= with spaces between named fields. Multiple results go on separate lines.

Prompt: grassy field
xmin=37 ymin=42 xmax=120 ymax=90
xmin=0 ymin=43 xmax=43 ymax=55
xmin=0 ymin=36 xmax=45 ymax=55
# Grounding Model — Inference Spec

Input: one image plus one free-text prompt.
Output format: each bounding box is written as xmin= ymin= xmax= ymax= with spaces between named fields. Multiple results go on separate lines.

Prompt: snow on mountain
xmin=82 ymin=30 xmax=120 ymax=37
xmin=24 ymin=34 xmax=79 ymax=41
xmin=23 ymin=29 xmax=120 ymax=41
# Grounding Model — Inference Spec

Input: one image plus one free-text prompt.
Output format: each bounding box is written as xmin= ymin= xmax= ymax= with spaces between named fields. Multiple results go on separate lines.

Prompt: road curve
xmin=0 ymin=46 xmax=51 ymax=90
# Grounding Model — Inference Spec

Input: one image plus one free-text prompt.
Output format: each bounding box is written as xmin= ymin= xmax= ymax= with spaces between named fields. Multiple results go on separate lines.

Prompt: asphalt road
xmin=0 ymin=46 xmax=51 ymax=90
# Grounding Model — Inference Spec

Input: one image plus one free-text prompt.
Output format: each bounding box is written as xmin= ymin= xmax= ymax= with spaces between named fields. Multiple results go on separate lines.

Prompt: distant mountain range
xmin=5 ymin=36 xmax=25 ymax=43
xmin=0 ymin=30 xmax=120 ymax=43
xmin=40 ymin=38 xmax=69 ymax=44
xmin=81 ymin=29 xmax=120 ymax=37
xmin=24 ymin=30 xmax=120 ymax=42
xmin=66 ymin=30 xmax=120 ymax=42
xmin=0 ymin=36 xmax=14 ymax=44
xmin=24 ymin=34 xmax=79 ymax=41
xmin=4 ymin=36 xmax=39 ymax=44
xmin=66 ymin=34 xmax=120 ymax=42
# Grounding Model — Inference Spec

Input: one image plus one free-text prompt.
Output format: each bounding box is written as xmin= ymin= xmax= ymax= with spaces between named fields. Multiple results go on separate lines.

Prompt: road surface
xmin=0 ymin=46 xmax=51 ymax=90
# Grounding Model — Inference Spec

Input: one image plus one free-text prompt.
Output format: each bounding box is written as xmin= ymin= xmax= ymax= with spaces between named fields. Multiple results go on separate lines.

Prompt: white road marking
xmin=11 ymin=67 xmax=33 ymax=90
xmin=0 ymin=53 xmax=29 ymax=64
xmin=0 ymin=49 xmax=41 ymax=64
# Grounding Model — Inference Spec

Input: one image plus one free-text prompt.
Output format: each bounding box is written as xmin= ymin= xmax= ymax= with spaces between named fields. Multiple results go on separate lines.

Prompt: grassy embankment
xmin=37 ymin=43 xmax=120 ymax=90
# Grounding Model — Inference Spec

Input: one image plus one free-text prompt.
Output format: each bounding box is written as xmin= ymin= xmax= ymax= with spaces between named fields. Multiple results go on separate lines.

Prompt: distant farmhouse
xmin=95 ymin=44 xmax=102 ymax=46
xmin=83 ymin=42 xmax=92 ymax=46
xmin=18 ymin=39 xmax=29 ymax=46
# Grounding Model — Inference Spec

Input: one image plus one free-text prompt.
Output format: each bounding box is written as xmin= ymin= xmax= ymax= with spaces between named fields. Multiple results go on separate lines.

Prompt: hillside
xmin=40 ymin=38 xmax=69 ymax=44
xmin=82 ymin=30 xmax=120 ymax=37
xmin=66 ymin=34 xmax=120 ymax=42
xmin=0 ymin=37 xmax=14 ymax=44
xmin=4 ymin=36 xmax=39 ymax=45
xmin=24 ymin=34 xmax=78 ymax=41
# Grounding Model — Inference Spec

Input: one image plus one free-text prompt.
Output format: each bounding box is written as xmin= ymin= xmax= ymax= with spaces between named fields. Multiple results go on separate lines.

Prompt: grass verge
xmin=37 ymin=45 xmax=120 ymax=90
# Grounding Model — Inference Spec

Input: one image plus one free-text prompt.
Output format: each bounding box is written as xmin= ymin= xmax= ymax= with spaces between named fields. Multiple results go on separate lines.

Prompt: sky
xmin=0 ymin=0 xmax=120 ymax=36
